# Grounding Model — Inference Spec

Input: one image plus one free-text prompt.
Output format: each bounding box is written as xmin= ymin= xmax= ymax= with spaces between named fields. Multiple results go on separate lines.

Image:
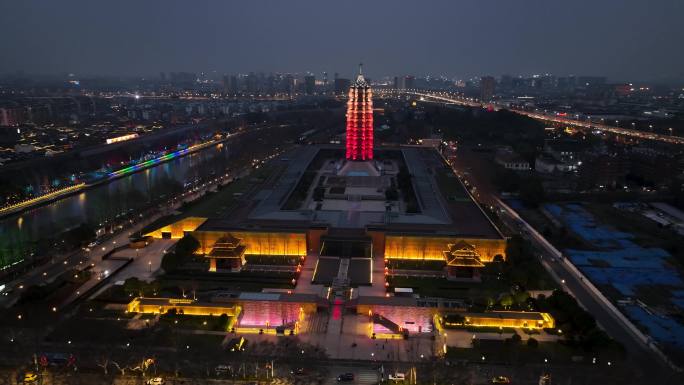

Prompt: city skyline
xmin=2 ymin=2 xmax=684 ymax=384
xmin=1 ymin=0 xmax=683 ymax=82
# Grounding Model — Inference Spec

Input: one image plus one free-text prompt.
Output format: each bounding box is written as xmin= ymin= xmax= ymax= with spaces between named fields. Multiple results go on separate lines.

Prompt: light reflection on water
xmin=0 ymin=144 xmax=230 ymax=259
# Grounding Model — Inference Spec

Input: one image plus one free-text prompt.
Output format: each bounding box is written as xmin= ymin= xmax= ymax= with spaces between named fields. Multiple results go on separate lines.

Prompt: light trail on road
xmin=389 ymin=90 xmax=684 ymax=145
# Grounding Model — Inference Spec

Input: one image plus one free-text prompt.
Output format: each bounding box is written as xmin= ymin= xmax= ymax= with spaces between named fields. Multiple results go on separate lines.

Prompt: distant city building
xmin=480 ymin=76 xmax=495 ymax=101
xmin=345 ymin=64 xmax=373 ymax=160
xmin=495 ymin=148 xmax=529 ymax=171
xmin=334 ymin=78 xmax=351 ymax=96
xmin=404 ymin=75 xmax=415 ymax=90
xmin=304 ymin=75 xmax=315 ymax=95
xmin=394 ymin=75 xmax=415 ymax=90
xmin=0 ymin=107 xmax=23 ymax=126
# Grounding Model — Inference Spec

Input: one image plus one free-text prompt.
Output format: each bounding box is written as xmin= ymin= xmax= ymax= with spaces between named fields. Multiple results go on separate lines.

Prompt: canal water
xmin=0 ymin=143 xmax=231 ymax=267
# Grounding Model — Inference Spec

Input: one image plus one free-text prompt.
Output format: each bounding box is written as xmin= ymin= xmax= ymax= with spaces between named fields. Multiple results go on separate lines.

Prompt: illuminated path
xmin=387 ymin=90 xmax=684 ymax=145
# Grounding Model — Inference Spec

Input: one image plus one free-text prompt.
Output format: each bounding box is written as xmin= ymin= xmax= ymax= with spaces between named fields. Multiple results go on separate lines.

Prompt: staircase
xmin=331 ymin=258 xmax=351 ymax=296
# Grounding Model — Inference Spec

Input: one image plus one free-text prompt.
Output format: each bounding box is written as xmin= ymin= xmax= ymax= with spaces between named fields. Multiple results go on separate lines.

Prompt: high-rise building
xmin=304 ymin=75 xmax=315 ymax=95
xmin=394 ymin=75 xmax=415 ymax=90
xmin=480 ymin=76 xmax=496 ymax=101
xmin=345 ymin=64 xmax=373 ymax=161
xmin=334 ymin=78 xmax=351 ymax=95
xmin=404 ymin=75 xmax=415 ymax=90
xmin=0 ymin=107 xmax=23 ymax=126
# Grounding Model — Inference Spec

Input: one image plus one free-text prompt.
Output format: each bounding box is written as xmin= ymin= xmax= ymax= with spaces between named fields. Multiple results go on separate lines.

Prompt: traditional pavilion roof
xmin=443 ymin=240 xmax=484 ymax=267
xmin=214 ymin=234 xmax=242 ymax=248
xmin=208 ymin=234 xmax=246 ymax=259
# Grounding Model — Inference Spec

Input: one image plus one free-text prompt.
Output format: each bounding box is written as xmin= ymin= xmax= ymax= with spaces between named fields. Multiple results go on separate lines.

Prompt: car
xmin=23 ymin=372 xmax=38 ymax=383
xmin=337 ymin=373 xmax=354 ymax=382
xmin=492 ymin=376 xmax=511 ymax=384
xmin=215 ymin=365 xmax=230 ymax=375
xmin=146 ymin=378 xmax=165 ymax=385
xmin=291 ymin=367 xmax=307 ymax=376
xmin=389 ymin=372 xmax=405 ymax=381
xmin=88 ymin=241 xmax=99 ymax=248
xmin=539 ymin=374 xmax=551 ymax=385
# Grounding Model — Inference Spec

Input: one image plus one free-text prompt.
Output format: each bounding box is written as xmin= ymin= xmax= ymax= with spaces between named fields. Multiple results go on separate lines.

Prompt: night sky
xmin=1 ymin=0 xmax=683 ymax=81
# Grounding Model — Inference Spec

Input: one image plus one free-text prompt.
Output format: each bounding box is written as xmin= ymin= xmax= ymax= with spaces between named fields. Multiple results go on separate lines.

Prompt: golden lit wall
xmin=127 ymin=298 xmax=240 ymax=316
xmin=454 ymin=312 xmax=555 ymax=329
xmin=194 ymin=230 xmax=307 ymax=256
xmin=144 ymin=217 xmax=208 ymax=239
xmin=384 ymin=235 xmax=506 ymax=262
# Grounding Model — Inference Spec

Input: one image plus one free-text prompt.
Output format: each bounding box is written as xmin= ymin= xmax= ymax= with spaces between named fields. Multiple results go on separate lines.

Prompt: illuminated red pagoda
xmin=345 ymin=64 xmax=373 ymax=160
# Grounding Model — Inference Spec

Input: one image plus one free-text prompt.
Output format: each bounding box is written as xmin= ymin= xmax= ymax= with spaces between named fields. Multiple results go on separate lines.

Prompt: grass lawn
xmin=139 ymin=159 xmax=284 ymax=237
xmin=182 ymin=178 xmax=251 ymax=218
xmin=388 ymin=275 xmax=506 ymax=300
xmin=157 ymin=270 xmax=295 ymax=294
xmin=159 ymin=313 xmax=233 ymax=332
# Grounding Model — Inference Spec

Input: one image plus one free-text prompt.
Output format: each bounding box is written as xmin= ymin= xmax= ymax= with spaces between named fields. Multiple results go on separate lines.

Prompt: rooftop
xmin=194 ymin=144 xmax=503 ymax=240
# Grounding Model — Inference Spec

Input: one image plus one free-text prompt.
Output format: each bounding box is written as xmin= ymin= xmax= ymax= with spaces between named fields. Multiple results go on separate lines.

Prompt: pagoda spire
xmin=346 ymin=64 xmax=374 ymax=161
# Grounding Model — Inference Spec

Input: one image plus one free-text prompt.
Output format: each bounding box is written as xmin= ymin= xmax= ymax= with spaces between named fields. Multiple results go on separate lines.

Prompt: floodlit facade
xmin=346 ymin=64 xmax=373 ymax=160
xmin=139 ymin=140 xmax=517 ymax=337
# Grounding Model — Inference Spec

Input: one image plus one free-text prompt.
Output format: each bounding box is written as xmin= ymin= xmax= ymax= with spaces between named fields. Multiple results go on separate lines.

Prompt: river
xmin=0 ymin=142 xmax=231 ymax=267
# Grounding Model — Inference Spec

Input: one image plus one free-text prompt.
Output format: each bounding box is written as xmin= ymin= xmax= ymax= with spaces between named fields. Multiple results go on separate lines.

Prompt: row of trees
xmin=537 ymin=290 xmax=616 ymax=351
xmin=160 ymin=234 xmax=201 ymax=273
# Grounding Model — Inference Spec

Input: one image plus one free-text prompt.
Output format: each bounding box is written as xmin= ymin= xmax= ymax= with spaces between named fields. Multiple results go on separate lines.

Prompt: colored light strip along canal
xmin=107 ymin=147 xmax=192 ymax=179
xmin=106 ymin=139 xmax=221 ymax=179
xmin=0 ymin=139 xmax=224 ymax=218
xmin=0 ymin=183 xmax=86 ymax=217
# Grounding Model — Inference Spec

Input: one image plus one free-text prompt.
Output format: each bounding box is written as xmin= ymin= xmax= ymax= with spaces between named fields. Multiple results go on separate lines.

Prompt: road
xmin=322 ymin=366 xmax=379 ymax=385
xmin=0 ymin=160 xmax=235 ymax=310
xmin=397 ymin=90 xmax=684 ymax=145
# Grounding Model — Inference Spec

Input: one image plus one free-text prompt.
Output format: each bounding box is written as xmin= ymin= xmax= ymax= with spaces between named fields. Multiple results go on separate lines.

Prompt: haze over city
xmin=1 ymin=0 xmax=684 ymax=81
xmin=2 ymin=2 xmax=684 ymax=385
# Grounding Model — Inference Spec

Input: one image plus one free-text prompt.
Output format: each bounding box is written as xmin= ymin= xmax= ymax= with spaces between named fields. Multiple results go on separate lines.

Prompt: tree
xmin=175 ymin=234 xmax=200 ymax=257
xmin=499 ymin=294 xmax=514 ymax=309
xmin=514 ymin=291 xmax=530 ymax=307
xmin=385 ymin=188 xmax=399 ymax=201
xmin=96 ymin=355 xmax=110 ymax=375
xmin=397 ymin=166 xmax=412 ymax=190
xmin=505 ymin=235 xmax=526 ymax=263
xmin=161 ymin=252 xmax=179 ymax=272
xmin=313 ymin=187 xmax=325 ymax=201
xmin=123 ymin=277 xmax=143 ymax=297
xmin=520 ymin=177 xmax=545 ymax=208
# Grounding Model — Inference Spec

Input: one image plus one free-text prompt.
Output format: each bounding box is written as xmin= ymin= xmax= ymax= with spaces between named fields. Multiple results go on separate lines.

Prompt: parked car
xmin=389 ymin=372 xmax=406 ymax=381
xmin=337 ymin=373 xmax=354 ymax=382
xmin=215 ymin=364 xmax=230 ymax=375
xmin=291 ymin=367 xmax=307 ymax=376
xmin=23 ymin=372 xmax=38 ymax=383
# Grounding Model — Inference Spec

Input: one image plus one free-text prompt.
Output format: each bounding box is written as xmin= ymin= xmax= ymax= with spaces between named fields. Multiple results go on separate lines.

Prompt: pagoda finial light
xmin=346 ymin=64 xmax=373 ymax=161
